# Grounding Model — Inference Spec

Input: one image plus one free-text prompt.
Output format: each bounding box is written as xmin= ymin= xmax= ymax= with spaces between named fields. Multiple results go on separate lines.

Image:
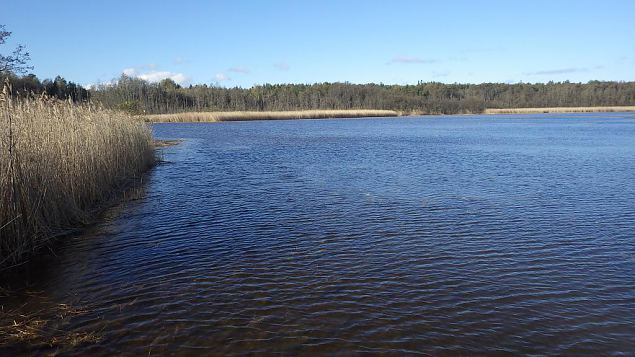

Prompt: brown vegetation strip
xmin=484 ymin=106 xmax=635 ymax=114
xmin=0 ymin=87 xmax=156 ymax=268
xmin=142 ymin=109 xmax=400 ymax=122
xmin=143 ymin=107 xmax=635 ymax=122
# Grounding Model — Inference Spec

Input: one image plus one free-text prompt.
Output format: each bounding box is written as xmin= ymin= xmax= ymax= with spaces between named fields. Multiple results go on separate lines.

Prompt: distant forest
xmin=2 ymin=73 xmax=90 ymax=102
xmin=3 ymin=73 xmax=635 ymax=115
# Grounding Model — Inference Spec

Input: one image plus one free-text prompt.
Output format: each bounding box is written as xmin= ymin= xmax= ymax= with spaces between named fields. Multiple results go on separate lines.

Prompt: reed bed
xmin=143 ymin=109 xmax=399 ymax=122
xmin=0 ymin=87 xmax=155 ymax=268
xmin=484 ymin=106 xmax=635 ymax=114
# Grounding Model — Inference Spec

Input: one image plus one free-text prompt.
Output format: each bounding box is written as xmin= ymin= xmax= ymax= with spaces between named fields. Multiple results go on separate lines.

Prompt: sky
xmin=2 ymin=0 xmax=635 ymax=88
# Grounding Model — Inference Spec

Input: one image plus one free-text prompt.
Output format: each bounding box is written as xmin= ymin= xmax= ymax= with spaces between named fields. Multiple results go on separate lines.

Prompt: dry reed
xmin=0 ymin=86 xmax=155 ymax=268
xmin=484 ymin=106 xmax=635 ymax=114
xmin=142 ymin=109 xmax=399 ymax=122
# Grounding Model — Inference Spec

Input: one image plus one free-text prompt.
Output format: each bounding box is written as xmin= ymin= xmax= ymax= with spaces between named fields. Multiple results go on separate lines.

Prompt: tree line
xmin=1 ymin=72 xmax=90 ymax=101
xmin=91 ymin=76 xmax=635 ymax=115
xmin=2 ymin=73 xmax=634 ymax=115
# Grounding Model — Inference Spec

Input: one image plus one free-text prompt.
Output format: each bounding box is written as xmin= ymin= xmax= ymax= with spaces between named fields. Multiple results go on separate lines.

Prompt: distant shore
xmin=141 ymin=106 xmax=635 ymax=123
xmin=484 ymin=106 xmax=635 ymax=114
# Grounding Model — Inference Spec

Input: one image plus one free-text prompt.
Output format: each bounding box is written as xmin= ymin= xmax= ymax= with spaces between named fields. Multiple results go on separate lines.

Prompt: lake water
xmin=2 ymin=114 xmax=635 ymax=355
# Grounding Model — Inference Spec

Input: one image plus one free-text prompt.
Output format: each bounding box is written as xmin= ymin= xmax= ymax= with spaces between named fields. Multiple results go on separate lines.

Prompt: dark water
xmin=2 ymin=114 xmax=635 ymax=355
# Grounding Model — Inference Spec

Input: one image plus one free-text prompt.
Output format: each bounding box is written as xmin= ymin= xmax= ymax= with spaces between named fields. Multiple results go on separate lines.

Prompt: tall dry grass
xmin=0 ymin=86 xmax=155 ymax=268
xmin=484 ymin=106 xmax=635 ymax=114
xmin=143 ymin=109 xmax=399 ymax=122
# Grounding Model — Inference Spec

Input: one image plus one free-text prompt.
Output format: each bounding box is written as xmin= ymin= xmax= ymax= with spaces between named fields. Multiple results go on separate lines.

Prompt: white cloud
xmin=85 ymin=79 xmax=117 ymax=89
xmin=121 ymin=68 xmax=191 ymax=85
xmin=137 ymin=71 xmax=189 ymax=84
xmin=215 ymin=73 xmax=231 ymax=81
xmin=123 ymin=68 xmax=137 ymax=76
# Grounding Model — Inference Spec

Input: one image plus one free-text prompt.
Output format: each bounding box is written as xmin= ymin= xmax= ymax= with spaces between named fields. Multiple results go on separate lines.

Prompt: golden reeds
xmin=142 ymin=109 xmax=399 ymax=122
xmin=484 ymin=106 xmax=635 ymax=114
xmin=0 ymin=86 xmax=155 ymax=268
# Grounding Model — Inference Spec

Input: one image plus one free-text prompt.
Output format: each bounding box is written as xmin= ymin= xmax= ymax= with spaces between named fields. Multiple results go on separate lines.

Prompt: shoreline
xmin=0 ymin=92 xmax=156 ymax=271
xmin=484 ymin=106 xmax=635 ymax=114
xmin=141 ymin=106 xmax=635 ymax=123
xmin=142 ymin=110 xmax=399 ymax=123
xmin=0 ymin=137 xmax=181 ymax=273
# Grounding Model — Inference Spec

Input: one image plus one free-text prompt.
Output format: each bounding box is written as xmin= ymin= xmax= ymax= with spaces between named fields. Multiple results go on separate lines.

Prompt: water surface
xmin=2 ymin=114 xmax=635 ymax=355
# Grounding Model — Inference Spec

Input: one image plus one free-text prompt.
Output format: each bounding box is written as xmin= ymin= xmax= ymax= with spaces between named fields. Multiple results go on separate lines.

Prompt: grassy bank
xmin=0 ymin=87 xmax=156 ymax=269
xmin=143 ymin=109 xmax=399 ymax=122
xmin=484 ymin=106 xmax=635 ymax=114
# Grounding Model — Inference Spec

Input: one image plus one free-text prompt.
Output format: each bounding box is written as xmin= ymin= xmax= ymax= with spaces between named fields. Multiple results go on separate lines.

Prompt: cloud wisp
xmin=618 ymin=56 xmax=635 ymax=65
xmin=274 ymin=62 xmax=290 ymax=71
xmin=388 ymin=56 xmax=437 ymax=64
xmin=460 ymin=47 xmax=505 ymax=54
xmin=523 ymin=66 xmax=603 ymax=76
xmin=173 ymin=57 xmax=187 ymax=65
xmin=214 ymin=73 xmax=231 ymax=82
xmin=432 ymin=71 xmax=450 ymax=78
xmin=228 ymin=67 xmax=250 ymax=74
xmin=122 ymin=67 xmax=191 ymax=85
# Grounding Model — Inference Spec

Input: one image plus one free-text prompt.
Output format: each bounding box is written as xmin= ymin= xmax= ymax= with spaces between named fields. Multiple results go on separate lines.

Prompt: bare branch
xmin=0 ymin=25 xmax=33 ymax=74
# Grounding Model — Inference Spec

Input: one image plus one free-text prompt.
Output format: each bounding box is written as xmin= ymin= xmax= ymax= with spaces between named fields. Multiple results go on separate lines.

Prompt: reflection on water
xmin=2 ymin=114 xmax=635 ymax=355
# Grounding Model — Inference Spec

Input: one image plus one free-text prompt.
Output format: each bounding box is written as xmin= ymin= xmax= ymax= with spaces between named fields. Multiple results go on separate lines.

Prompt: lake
xmin=2 ymin=114 xmax=635 ymax=355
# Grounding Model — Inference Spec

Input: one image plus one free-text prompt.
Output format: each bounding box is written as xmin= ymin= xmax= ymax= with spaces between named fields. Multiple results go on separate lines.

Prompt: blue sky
xmin=3 ymin=0 xmax=635 ymax=87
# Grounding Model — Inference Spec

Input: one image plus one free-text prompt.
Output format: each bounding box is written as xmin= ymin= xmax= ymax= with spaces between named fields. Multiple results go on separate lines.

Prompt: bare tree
xmin=0 ymin=25 xmax=33 ymax=74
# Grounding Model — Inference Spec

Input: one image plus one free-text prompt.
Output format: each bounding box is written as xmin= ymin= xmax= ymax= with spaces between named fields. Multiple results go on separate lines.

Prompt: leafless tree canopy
xmin=0 ymin=25 xmax=33 ymax=75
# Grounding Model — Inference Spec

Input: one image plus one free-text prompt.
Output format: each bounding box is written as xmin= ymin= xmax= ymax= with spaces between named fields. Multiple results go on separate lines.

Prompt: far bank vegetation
xmin=2 ymin=72 xmax=634 ymax=119
xmin=88 ymin=77 xmax=635 ymax=115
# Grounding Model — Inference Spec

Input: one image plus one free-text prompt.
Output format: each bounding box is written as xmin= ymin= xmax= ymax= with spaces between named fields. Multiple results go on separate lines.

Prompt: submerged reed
xmin=0 ymin=86 xmax=155 ymax=268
